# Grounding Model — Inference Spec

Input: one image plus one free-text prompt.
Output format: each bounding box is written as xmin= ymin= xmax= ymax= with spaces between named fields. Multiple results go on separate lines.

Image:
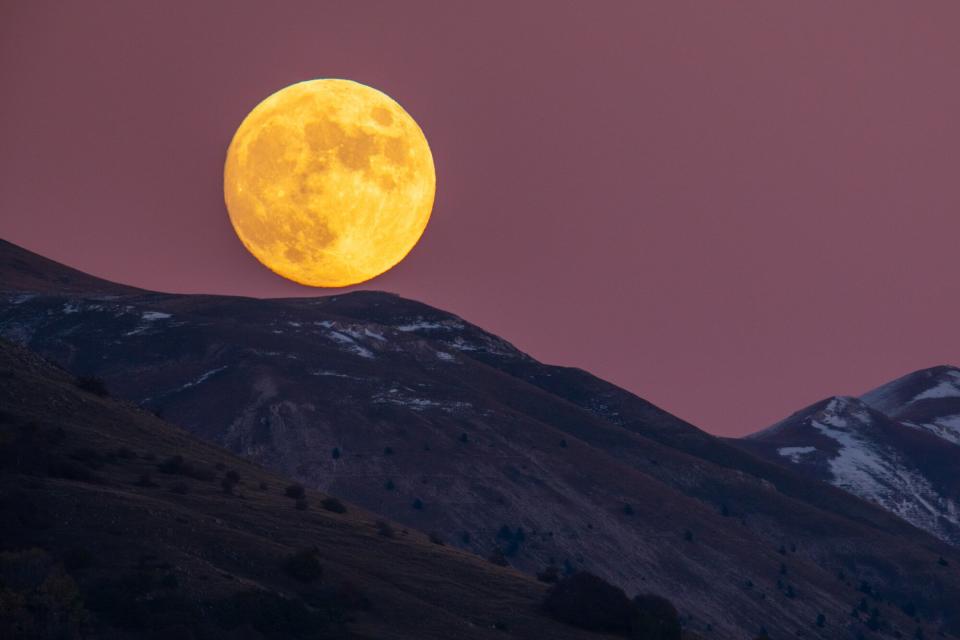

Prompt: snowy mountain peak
xmin=816 ymin=396 xmax=873 ymax=428
xmin=744 ymin=373 xmax=960 ymax=546
xmin=861 ymin=365 xmax=960 ymax=446
xmin=861 ymin=365 xmax=960 ymax=415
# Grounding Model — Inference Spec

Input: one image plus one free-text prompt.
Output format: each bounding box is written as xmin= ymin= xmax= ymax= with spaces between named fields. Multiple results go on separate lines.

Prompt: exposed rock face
xmin=3 ymin=238 xmax=960 ymax=639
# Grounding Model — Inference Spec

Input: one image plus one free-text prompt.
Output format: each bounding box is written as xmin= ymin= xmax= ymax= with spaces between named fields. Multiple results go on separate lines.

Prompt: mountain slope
xmin=2 ymin=238 xmax=959 ymax=639
xmin=0 ymin=338 xmax=622 ymax=640
xmin=0 ymin=238 xmax=140 ymax=296
xmin=741 ymin=395 xmax=960 ymax=545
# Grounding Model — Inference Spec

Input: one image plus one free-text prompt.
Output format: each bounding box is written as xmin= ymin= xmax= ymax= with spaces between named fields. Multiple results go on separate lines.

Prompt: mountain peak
xmin=818 ymin=395 xmax=874 ymax=425
xmin=861 ymin=365 xmax=960 ymax=417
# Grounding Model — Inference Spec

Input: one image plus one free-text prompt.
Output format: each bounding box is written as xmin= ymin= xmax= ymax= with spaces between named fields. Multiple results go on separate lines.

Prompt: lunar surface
xmin=224 ymin=79 xmax=436 ymax=287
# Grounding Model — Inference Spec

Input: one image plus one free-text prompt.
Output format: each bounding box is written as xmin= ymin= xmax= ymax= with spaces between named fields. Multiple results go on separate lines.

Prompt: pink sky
xmin=2 ymin=1 xmax=958 ymax=436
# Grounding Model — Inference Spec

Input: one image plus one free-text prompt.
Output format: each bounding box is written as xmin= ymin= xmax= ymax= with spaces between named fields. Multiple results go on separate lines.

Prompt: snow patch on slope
xmin=777 ymin=446 xmax=816 ymax=462
xmin=395 ymin=319 xmax=462 ymax=332
xmin=125 ymin=310 xmax=174 ymax=336
xmin=913 ymin=371 xmax=960 ymax=402
xmin=909 ymin=414 xmax=960 ymax=446
xmin=326 ymin=331 xmax=374 ymax=359
xmin=176 ymin=366 xmax=228 ymax=391
xmin=810 ymin=397 xmax=960 ymax=538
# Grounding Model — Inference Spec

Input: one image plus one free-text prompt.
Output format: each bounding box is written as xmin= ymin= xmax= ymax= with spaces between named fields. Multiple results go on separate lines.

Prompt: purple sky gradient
xmin=2 ymin=1 xmax=958 ymax=436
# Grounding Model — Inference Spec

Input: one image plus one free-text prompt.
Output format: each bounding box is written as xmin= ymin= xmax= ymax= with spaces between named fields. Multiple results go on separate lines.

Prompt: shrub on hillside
xmin=543 ymin=572 xmax=681 ymax=639
xmin=221 ymin=472 xmax=239 ymax=494
xmin=543 ymin=572 xmax=633 ymax=635
xmin=0 ymin=548 xmax=87 ymax=636
xmin=320 ymin=497 xmax=347 ymax=514
xmin=537 ymin=565 xmax=560 ymax=584
xmin=375 ymin=520 xmax=395 ymax=538
xmin=47 ymin=457 xmax=101 ymax=483
xmin=285 ymin=483 xmax=305 ymax=499
xmin=488 ymin=549 xmax=509 ymax=567
xmin=283 ymin=548 xmax=324 ymax=583
xmin=632 ymin=594 xmax=681 ymax=640
xmin=75 ymin=375 xmax=109 ymax=397
xmin=295 ymin=498 xmax=309 ymax=511
xmin=69 ymin=447 xmax=106 ymax=469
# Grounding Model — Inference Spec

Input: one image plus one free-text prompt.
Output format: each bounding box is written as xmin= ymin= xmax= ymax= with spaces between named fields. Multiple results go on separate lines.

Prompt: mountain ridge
xmin=3 ymin=238 xmax=959 ymax=639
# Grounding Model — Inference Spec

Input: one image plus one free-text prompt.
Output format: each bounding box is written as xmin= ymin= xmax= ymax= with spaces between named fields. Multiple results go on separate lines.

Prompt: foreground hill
xmin=741 ymin=369 xmax=960 ymax=547
xmin=2 ymin=238 xmax=959 ymax=639
xmin=0 ymin=338 xmax=625 ymax=640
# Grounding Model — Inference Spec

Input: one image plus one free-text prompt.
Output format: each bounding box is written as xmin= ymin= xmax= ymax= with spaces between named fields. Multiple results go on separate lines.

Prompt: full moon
xmin=224 ymin=79 xmax=436 ymax=287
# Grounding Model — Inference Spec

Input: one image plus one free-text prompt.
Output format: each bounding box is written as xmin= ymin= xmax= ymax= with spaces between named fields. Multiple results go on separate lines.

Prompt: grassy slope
xmin=0 ymin=339 xmax=618 ymax=640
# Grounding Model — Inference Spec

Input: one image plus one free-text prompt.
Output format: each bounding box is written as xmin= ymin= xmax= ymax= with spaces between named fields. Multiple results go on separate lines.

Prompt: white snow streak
xmin=777 ymin=446 xmax=816 ymax=463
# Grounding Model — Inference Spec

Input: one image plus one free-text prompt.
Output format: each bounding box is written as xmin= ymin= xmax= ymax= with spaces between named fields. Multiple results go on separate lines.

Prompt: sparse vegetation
xmin=428 ymin=532 xmax=444 ymax=545
xmin=412 ymin=498 xmax=423 ymax=510
xmin=156 ymin=454 xmax=215 ymax=481
xmin=0 ymin=548 xmax=87 ymax=637
xmin=331 ymin=447 xmax=341 ymax=459
xmin=295 ymin=498 xmax=309 ymax=511
xmin=375 ymin=520 xmax=395 ymax=538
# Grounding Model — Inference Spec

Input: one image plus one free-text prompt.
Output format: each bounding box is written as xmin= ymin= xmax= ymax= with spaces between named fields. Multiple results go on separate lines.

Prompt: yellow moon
xmin=223 ymin=79 xmax=436 ymax=287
